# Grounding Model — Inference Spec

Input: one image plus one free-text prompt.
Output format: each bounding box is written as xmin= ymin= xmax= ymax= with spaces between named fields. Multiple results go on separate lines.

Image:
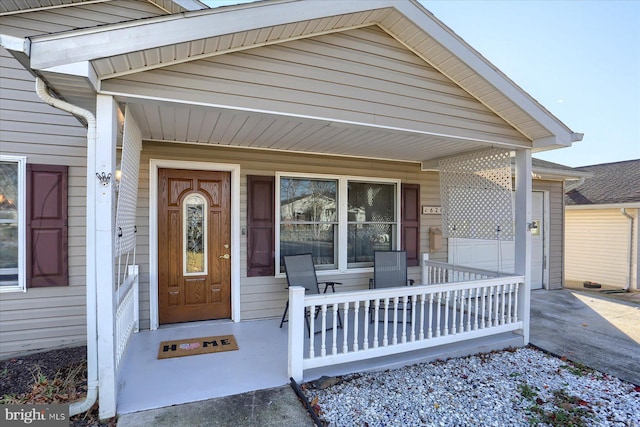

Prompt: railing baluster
xmin=480 ymin=287 xmax=486 ymax=329
xmin=410 ymin=295 xmax=417 ymax=342
xmin=383 ymin=298 xmax=389 ymax=347
xmin=374 ymin=299 xmax=380 ymax=348
xmin=500 ymin=283 xmax=507 ymax=325
xmin=363 ymin=300 xmax=370 ymax=350
xmin=443 ymin=291 xmax=450 ymax=336
xmin=332 ymin=304 xmax=338 ymax=355
xmin=451 ymin=290 xmax=457 ymax=334
xmin=309 ymin=303 xmax=317 ymax=359
xmin=401 ymin=296 xmax=407 ymax=344
xmin=435 ymin=292 xmax=441 ymax=337
xmin=419 ymin=293 xmax=426 ymax=340
xmin=465 ymin=288 xmax=472 ymax=332
xmin=353 ymin=303 xmax=360 ymax=351
xmin=342 ymin=302 xmax=349 ymax=354
xmin=320 ymin=305 xmax=326 ymax=357
xmin=513 ymin=282 xmax=520 ymax=323
xmin=507 ymin=283 xmax=513 ymax=324
xmin=473 ymin=287 xmax=479 ymax=331
xmin=392 ymin=297 xmax=399 ymax=345
xmin=487 ymin=286 xmax=493 ymax=327
xmin=427 ymin=293 xmax=434 ymax=339
xmin=493 ymin=286 xmax=500 ymax=326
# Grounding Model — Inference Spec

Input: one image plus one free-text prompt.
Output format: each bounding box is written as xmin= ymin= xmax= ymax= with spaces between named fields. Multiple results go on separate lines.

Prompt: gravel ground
xmin=303 ymin=346 xmax=640 ymax=427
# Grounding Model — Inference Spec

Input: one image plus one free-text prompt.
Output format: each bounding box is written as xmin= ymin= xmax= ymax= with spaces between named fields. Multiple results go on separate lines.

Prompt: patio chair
xmin=369 ymin=250 xmax=414 ymax=322
xmin=279 ymin=253 xmax=343 ymax=336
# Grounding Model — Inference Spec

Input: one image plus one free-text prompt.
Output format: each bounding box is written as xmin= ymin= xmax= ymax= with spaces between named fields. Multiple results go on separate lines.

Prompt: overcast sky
xmin=203 ymin=1 xmax=640 ymax=167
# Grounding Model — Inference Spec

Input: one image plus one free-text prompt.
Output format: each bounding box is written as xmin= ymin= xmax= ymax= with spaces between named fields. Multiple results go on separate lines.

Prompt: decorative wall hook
xmin=96 ymin=172 xmax=112 ymax=186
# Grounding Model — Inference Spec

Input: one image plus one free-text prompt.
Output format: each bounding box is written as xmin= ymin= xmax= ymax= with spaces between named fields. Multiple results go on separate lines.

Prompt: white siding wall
xmin=103 ymin=26 xmax=528 ymax=146
xmin=565 ymin=208 xmax=634 ymax=288
xmin=137 ymin=142 xmax=446 ymax=327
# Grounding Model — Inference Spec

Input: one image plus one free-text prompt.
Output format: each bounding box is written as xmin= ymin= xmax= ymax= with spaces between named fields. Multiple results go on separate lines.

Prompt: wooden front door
xmin=158 ymin=168 xmax=231 ymax=324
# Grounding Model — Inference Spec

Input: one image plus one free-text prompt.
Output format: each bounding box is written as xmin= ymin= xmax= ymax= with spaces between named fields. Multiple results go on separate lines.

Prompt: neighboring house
xmin=564 ymin=159 xmax=640 ymax=291
xmin=0 ymin=0 xmax=583 ymax=418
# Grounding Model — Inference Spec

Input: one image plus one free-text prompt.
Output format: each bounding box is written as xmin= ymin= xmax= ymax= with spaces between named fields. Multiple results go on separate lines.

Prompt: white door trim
xmin=149 ymin=159 xmax=241 ymax=330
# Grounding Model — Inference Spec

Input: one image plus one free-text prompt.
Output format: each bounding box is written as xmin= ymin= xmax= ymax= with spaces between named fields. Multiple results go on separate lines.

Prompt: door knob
xmin=219 ymin=254 xmax=230 ymax=259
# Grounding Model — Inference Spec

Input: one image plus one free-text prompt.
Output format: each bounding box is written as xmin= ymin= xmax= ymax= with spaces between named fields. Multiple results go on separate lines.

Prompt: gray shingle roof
xmin=565 ymin=159 xmax=640 ymax=205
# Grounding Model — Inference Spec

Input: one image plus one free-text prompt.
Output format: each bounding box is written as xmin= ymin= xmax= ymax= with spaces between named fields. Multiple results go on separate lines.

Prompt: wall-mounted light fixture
xmin=96 ymin=172 xmax=111 ymax=186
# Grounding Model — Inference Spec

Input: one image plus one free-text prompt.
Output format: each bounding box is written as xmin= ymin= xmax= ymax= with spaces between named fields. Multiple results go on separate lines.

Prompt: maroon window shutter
xmin=401 ymin=183 xmax=420 ymax=267
xmin=247 ymin=175 xmax=275 ymax=277
xmin=26 ymin=164 xmax=68 ymax=287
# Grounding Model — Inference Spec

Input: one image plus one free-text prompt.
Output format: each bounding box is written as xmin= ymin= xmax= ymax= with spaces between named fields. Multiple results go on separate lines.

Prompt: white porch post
xmin=514 ymin=149 xmax=532 ymax=344
xmin=95 ymin=94 xmax=118 ymax=418
xmin=287 ymin=286 xmax=305 ymax=382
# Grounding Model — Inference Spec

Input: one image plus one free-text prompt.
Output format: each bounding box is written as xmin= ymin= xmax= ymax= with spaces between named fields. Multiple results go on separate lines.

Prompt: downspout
xmin=621 ymin=208 xmax=634 ymax=291
xmin=35 ymin=77 xmax=98 ymax=416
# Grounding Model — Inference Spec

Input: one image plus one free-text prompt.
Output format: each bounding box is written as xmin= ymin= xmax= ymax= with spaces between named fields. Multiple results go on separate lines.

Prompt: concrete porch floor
xmin=116 ymin=314 xmax=523 ymax=415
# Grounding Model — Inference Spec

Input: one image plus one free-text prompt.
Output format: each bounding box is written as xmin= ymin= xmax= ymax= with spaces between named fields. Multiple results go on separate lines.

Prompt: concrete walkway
xmin=530 ymin=288 xmax=640 ymax=386
xmin=117 ymin=385 xmax=314 ymax=427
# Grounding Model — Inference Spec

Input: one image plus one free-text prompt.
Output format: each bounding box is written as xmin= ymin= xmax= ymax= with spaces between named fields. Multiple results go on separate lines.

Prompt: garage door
xmin=448 ymin=192 xmax=545 ymax=289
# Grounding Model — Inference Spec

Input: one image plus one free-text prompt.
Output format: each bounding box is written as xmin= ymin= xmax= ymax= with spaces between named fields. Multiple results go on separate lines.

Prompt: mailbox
xmin=429 ymin=227 xmax=442 ymax=252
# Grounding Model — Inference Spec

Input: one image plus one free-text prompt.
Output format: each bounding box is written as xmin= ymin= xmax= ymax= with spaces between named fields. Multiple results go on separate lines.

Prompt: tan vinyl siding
xmin=532 ymin=180 xmax=565 ymax=289
xmin=0 ymin=1 xmax=166 ymax=38
xmin=103 ymin=26 xmax=529 ymax=146
xmin=565 ymin=209 xmax=633 ymax=288
xmin=137 ymin=141 xmax=445 ymax=326
xmin=0 ymin=48 xmax=88 ymax=358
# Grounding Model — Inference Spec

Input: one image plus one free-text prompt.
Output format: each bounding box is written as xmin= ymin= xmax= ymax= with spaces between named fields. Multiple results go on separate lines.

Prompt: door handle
xmin=219 ymin=254 xmax=230 ymax=259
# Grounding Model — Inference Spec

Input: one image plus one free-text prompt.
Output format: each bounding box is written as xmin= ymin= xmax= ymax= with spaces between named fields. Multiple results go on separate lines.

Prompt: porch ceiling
xmin=124 ymin=99 xmax=487 ymax=163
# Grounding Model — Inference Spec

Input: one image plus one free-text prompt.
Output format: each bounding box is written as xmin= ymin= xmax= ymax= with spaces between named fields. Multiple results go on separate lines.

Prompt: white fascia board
xmin=0 ymin=34 xmax=30 ymax=53
xmin=397 ymin=0 xmax=580 ymax=145
xmin=42 ymin=61 xmax=99 ymax=90
xmin=566 ymin=203 xmax=640 ymax=210
xmin=28 ymin=0 xmax=397 ymax=70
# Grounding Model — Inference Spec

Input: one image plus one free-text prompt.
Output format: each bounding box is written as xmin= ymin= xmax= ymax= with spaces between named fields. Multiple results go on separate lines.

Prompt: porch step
xmin=302 ymin=332 xmax=523 ymax=382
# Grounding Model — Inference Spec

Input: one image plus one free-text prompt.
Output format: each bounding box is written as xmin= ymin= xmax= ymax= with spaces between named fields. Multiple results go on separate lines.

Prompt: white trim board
xmin=149 ymin=159 xmax=241 ymax=330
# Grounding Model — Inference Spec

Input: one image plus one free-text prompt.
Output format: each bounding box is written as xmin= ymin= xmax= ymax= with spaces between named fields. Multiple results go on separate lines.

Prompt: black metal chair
xmin=369 ymin=250 xmax=414 ymax=322
xmin=279 ymin=253 xmax=343 ymax=336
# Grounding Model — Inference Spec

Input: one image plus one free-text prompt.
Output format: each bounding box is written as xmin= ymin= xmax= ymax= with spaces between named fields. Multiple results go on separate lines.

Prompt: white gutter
xmin=35 ymin=77 xmax=98 ymax=416
xmin=621 ymin=208 xmax=635 ymax=291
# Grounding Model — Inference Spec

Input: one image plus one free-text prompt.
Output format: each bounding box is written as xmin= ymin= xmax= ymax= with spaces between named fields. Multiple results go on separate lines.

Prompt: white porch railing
xmin=288 ymin=273 xmax=525 ymax=381
xmin=422 ymin=257 xmax=509 ymax=285
xmin=115 ymin=265 xmax=139 ymax=370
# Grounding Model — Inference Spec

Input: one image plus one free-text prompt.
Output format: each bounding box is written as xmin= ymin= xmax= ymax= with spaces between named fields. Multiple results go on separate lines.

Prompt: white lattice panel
xmin=439 ymin=149 xmax=514 ymax=240
xmin=115 ymin=105 xmax=142 ymax=256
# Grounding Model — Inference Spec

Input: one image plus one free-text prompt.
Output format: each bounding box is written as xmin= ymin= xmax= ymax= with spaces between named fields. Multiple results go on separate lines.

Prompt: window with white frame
xmin=277 ymin=173 xmax=399 ymax=273
xmin=0 ymin=156 xmax=26 ymax=292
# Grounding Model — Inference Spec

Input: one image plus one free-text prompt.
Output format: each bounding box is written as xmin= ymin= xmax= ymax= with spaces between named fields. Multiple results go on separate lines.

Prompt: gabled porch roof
xmin=3 ymin=0 xmax=582 ymax=166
